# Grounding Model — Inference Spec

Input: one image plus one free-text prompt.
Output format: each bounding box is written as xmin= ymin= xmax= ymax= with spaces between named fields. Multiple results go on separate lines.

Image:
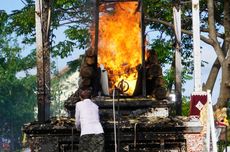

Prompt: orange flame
xmin=97 ymin=2 xmax=141 ymax=95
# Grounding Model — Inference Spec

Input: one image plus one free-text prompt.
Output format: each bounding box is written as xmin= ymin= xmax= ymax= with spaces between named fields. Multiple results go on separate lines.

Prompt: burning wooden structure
xmin=65 ymin=0 xmax=168 ymax=119
xmin=74 ymin=0 xmax=167 ymax=98
xmin=79 ymin=1 xmax=145 ymax=97
xmin=23 ymin=0 xmax=204 ymax=151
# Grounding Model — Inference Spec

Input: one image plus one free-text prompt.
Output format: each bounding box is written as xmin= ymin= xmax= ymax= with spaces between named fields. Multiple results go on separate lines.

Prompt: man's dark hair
xmin=79 ymin=89 xmax=92 ymax=99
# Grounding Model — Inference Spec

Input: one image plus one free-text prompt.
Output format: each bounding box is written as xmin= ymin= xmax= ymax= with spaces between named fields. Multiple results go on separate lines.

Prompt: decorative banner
xmin=189 ymin=92 xmax=207 ymax=116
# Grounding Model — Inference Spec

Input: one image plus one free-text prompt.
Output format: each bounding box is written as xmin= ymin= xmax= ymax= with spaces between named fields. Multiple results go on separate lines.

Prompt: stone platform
xmin=23 ymin=97 xmax=204 ymax=152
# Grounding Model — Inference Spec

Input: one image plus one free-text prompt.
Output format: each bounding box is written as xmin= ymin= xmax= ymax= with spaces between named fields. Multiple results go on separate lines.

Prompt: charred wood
xmin=133 ymin=65 xmax=142 ymax=96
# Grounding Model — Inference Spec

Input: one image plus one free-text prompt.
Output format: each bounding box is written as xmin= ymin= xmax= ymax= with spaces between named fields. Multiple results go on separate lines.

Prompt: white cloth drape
xmin=192 ymin=0 xmax=202 ymax=92
xmin=173 ymin=6 xmax=181 ymax=44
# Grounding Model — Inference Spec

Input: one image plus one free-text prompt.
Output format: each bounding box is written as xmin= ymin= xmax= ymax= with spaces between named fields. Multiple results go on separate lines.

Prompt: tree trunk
xmin=216 ymin=56 xmax=230 ymax=108
xmin=203 ymin=58 xmax=220 ymax=92
xmin=36 ymin=0 xmax=52 ymax=122
xmin=204 ymin=42 xmax=227 ymax=92
xmin=207 ymin=0 xmax=224 ymax=63
xmin=214 ymin=0 xmax=230 ymax=109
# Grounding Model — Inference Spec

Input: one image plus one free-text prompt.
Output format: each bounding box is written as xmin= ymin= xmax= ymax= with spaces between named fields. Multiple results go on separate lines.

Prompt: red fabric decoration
xmin=189 ymin=93 xmax=207 ymax=117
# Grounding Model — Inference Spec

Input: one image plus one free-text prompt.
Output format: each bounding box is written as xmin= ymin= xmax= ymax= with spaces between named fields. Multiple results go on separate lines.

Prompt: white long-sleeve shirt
xmin=75 ymin=99 xmax=104 ymax=136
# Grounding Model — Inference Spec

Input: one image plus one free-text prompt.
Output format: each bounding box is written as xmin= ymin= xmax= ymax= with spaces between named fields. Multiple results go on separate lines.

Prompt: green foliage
xmin=0 ymin=10 xmax=36 ymax=151
xmin=64 ymin=28 xmax=90 ymax=49
xmin=217 ymin=140 xmax=229 ymax=152
xmin=181 ymin=96 xmax=190 ymax=116
xmin=51 ymin=0 xmax=94 ymax=57
xmin=150 ymin=39 xmax=173 ymax=66
xmin=10 ymin=6 xmax=35 ymax=35
xmin=163 ymin=68 xmax=174 ymax=89
xmin=0 ymin=75 xmax=36 ymax=150
xmin=52 ymin=40 xmax=76 ymax=58
xmin=170 ymin=96 xmax=190 ymax=117
xmin=145 ymin=0 xmax=174 ymax=31
xmin=7 ymin=0 xmax=94 ymax=59
xmin=9 ymin=2 xmax=35 ymax=44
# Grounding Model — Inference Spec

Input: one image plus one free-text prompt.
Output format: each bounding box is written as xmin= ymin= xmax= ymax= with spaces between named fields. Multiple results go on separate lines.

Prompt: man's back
xmin=75 ymin=99 xmax=104 ymax=136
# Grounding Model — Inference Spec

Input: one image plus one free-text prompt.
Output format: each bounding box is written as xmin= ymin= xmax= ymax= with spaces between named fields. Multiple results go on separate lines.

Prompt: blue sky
xmin=1 ymin=1 xmax=220 ymax=103
xmin=0 ymin=0 xmax=24 ymax=13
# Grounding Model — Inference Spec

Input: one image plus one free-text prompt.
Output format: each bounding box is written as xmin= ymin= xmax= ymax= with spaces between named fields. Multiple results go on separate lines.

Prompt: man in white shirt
xmin=75 ymin=89 xmax=104 ymax=152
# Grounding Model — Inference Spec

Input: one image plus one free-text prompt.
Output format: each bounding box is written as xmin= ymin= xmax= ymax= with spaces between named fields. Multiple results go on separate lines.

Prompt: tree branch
xmin=145 ymin=17 xmax=213 ymax=45
xmin=20 ymin=0 xmax=27 ymax=6
xmin=200 ymin=28 xmax=224 ymax=38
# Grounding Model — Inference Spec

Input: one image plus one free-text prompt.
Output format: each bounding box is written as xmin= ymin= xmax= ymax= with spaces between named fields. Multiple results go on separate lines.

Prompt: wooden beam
xmin=173 ymin=6 xmax=182 ymax=115
xmin=94 ymin=0 xmax=99 ymax=62
xmin=140 ymin=0 xmax=146 ymax=97
xmin=175 ymin=43 xmax=182 ymax=115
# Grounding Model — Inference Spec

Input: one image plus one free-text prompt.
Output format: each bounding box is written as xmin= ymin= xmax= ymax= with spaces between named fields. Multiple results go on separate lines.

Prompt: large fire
xmin=97 ymin=2 xmax=142 ymax=95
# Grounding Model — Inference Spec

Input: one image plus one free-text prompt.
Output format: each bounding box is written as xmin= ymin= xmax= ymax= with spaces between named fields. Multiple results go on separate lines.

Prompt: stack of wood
xmin=80 ymin=48 xmax=96 ymax=88
xmin=133 ymin=50 xmax=167 ymax=99
xmin=145 ymin=50 xmax=167 ymax=99
xmin=79 ymin=47 xmax=97 ymax=90
xmin=64 ymin=47 xmax=100 ymax=116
